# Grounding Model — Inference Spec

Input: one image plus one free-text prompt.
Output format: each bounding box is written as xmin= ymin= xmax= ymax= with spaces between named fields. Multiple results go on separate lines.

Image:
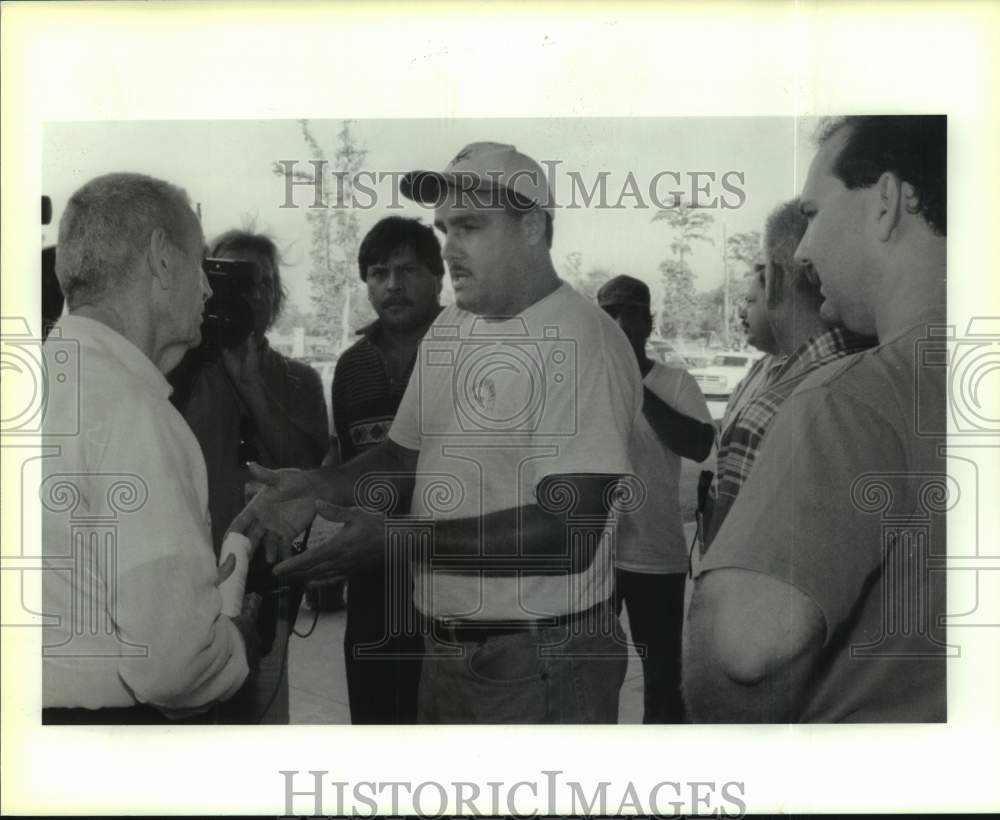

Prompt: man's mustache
xmin=382 ymin=298 xmax=414 ymax=308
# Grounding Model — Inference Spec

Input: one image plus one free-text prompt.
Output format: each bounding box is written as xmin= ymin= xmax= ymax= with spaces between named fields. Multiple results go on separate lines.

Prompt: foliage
xmin=726 ymin=229 xmax=762 ymax=277
xmin=272 ymin=120 xmax=373 ymax=352
xmin=657 ymin=259 xmax=702 ymax=339
xmin=559 ymin=252 xmax=613 ymax=302
xmin=652 ymin=202 xmax=716 ymax=340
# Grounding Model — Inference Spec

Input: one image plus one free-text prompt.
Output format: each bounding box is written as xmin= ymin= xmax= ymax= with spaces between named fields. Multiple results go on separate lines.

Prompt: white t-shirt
xmin=616 ymin=363 xmax=712 ymax=574
xmin=389 ymin=282 xmax=642 ymax=620
xmin=42 ymin=315 xmax=248 ymax=714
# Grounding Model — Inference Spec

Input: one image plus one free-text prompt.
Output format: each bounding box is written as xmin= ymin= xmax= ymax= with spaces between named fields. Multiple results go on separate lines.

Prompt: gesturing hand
xmin=229 ymin=463 xmax=320 ymax=562
xmin=272 ymin=500 xmax=386 ymax=583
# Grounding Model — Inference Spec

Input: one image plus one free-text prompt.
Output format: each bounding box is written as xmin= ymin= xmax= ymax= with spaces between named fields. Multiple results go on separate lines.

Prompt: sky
xmin=43 ymin=117 xmax=819 ymax=314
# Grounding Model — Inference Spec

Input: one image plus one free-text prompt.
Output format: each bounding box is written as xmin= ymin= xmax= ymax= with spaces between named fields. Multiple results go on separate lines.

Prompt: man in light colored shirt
xmin=235 ymin=142 xmax=642 ymax=723
xmin=597 ymin=275 xmax=713 ymax=723
xmin=42 ymin=172 xmax=255 ymax=723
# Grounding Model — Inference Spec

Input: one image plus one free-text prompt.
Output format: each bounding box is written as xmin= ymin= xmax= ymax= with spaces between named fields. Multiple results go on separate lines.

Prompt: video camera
xmin=199 ymin=257 xmax=258 ymax=353
xmin=167 ymin=257 xmax=258 ymax=407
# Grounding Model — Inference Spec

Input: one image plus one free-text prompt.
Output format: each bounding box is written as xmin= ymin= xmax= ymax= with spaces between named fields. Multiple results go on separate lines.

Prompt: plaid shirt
xmin=718 ymin=353 xmax=786 ymax=438
xmin=707 ymin=328 xmax=874 ymax=545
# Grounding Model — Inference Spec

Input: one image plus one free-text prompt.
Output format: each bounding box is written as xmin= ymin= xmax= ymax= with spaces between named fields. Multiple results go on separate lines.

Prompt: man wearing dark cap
xmin=597 ymin=274 xmax=713 ymax=722
xmin=235 ymin=142 xmax=643 ymax=723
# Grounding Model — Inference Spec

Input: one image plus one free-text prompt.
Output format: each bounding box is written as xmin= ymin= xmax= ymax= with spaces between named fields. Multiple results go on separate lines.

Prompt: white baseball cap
xmin=401 ymin=142 xmax=555 ymax=214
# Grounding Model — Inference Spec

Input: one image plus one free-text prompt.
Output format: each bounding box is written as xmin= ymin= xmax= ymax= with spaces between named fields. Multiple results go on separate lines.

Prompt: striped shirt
xmin=332 ymin=321 xmax=413 ymax=463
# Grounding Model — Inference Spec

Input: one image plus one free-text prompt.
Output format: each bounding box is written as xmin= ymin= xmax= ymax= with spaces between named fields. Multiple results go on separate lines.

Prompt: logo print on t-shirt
xmin=473 ymin=376 xmax=497 ymax=416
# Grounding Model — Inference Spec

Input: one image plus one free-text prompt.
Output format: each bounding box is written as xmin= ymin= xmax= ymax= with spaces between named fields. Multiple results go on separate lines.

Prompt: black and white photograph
xmin=2 ymin=1 xmax=999 ymax=817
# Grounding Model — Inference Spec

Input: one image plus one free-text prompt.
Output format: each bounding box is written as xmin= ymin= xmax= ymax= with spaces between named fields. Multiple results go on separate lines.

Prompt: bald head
xmin=56 ymin=173 xmax=201 ymax=310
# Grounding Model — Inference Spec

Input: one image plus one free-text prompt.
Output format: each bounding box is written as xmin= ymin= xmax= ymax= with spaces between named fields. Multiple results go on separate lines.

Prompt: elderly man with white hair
xmin=41 ymin=172 xmax=257 ymax=723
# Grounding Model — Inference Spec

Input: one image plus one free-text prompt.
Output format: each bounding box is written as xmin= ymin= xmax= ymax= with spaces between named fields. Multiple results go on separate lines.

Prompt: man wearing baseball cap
xmin=597 ymin=275 xmax=713 ymax=723
xmin=234 ymin=142 xmax=643 ymax=723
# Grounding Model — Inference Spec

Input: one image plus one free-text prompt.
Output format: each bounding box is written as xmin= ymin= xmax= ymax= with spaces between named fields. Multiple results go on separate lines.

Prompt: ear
xmin=147 ymin=226 xmax=173 ymax=290
xmin=520 ymin=209 xmax=546 ymax=247
xmin=874 ymin=171 xmax=904 ymax=242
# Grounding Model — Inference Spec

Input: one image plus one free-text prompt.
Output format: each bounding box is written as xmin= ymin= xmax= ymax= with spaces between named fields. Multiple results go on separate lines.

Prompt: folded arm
xmin=643 ymin=386 xmax=715 ymax=462
xmin=273 ymin=472 xmax=622 ymax=581
xmin=682 ymin=567 xmax=826 ymax=722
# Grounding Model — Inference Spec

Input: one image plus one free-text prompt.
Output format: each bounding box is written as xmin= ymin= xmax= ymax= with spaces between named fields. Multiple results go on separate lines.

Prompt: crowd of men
xmin=41 ymin=115 xmax=947 ymax=724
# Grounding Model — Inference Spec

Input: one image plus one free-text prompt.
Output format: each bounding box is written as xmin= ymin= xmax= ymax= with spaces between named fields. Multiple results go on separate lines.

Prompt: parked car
xmin=689 ymin=351 xmax=764 ymax=401
xmin=647 ymin=339 xmax=692 ymax=369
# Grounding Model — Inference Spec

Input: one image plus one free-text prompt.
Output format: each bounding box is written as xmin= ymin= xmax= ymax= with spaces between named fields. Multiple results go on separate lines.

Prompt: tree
xmin=273 ymin=120 xmax=371 ymax=353
xmin=559 ymin=252 xmax=613 ymax=302
xmin=726 ymin=230 xmax=762 ymax=277
xmin=579 ymin=267 xmax=612 ymax=302
xmin=714 ymin=228 xmax=762 ymax=347
xmin=657 ymin=259 xmax=702 ymax=339
xmin=273 ymin=301 xmax=309 ymax=335
xmin=652 ymin=202 xmax=716 ymax=340
xmin=698 ymin=281 xmax=749 ymax=348
xmin=560 ymin=251 xmax=584 ymax=290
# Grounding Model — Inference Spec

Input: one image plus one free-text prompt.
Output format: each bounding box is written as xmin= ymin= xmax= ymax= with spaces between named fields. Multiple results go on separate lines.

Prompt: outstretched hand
xmin=273 ymin=500 xmax=385 ymax=583
xmin=229 ymin=463 xmax=320 ymax=562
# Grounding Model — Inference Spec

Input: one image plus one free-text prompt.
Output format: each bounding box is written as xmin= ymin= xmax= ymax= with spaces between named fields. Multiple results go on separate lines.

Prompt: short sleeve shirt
xmin=390 ymin=282 xmax=643 ymax=620
xmin=694 ymin=311 xmax=947 ymax=721
xmin=616 ymin=363 xmax=712 ymax=574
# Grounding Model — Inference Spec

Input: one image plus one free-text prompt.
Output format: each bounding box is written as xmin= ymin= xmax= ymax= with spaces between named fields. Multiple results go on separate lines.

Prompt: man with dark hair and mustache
xmin=331 ymin=215 xmax=444 ymax=723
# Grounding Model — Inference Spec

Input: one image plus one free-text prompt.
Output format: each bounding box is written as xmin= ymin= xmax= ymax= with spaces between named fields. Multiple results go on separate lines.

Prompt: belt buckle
xmin=435 ymin=618 xmax=464 ymax=644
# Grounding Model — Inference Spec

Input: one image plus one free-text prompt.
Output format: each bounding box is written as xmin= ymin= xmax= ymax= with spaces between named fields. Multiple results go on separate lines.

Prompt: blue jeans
xmin=417 ymin=614 xmax=628 ymax=724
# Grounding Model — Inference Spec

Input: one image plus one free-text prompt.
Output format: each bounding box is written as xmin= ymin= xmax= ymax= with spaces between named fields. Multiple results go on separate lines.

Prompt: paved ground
xmin=286 ymin=521 xmax=699 ymax=724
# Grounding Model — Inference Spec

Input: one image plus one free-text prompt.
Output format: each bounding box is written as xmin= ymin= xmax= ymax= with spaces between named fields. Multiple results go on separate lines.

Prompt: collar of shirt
xmin=52 ymin=314 xmax=172 ymax=400
xmin=768 ymin=327 xmax=862 ymax=387
xmin=879 ymin=304 xmax=948 ymax=347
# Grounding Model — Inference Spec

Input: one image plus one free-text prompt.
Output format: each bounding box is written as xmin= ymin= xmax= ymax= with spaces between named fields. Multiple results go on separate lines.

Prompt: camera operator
xmin=171 ymin=229 xmax=328 ymax=723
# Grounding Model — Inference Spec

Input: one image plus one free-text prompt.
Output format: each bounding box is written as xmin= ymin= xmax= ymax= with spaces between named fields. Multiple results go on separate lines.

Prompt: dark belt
xmin=42 ymin=704 xmax=214 ymax=725
xmin=432 ymin=601 xmax=614 ymax=644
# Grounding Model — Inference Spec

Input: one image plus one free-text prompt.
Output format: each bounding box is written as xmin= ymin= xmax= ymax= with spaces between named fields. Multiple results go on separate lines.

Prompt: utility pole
xmin=722 ymin=222 xmax=730 ymax=349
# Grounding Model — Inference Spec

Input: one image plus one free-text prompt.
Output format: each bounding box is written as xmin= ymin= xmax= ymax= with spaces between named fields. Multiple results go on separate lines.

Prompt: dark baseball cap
xmin=597 ymin=275 xmax=651 ymax=309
